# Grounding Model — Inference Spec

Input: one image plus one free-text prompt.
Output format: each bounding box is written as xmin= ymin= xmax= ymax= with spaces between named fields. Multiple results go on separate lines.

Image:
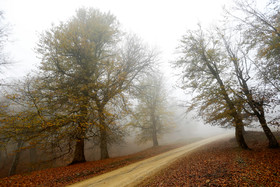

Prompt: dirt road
xmin=69 ymin=133 xmax=233 ymax=187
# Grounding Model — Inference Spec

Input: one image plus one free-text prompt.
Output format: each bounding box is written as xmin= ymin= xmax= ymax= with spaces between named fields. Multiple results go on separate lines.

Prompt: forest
xmin=0 ymin=0 xmax=279 ymax=180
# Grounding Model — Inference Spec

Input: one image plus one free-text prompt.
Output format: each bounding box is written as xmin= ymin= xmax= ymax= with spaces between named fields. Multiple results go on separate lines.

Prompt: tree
xmin=36 ymin=8 xmax=121 ymax=163
xmin=175 ymin=26 xmax=249 ymax=149
xmin=131 ymin=74 xmax=175 ymax=147
xmin=35 ymin=8 xmax=157 ymax=162
xmin=0 ymin=78 xmax=50 ymax=175
xmin=223 ymin=0 xmax=280 ymax=148
xmin=220 ymin=32 xmax=279 ymax=148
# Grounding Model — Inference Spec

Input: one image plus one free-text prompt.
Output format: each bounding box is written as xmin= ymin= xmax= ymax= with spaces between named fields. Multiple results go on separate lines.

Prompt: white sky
xmin=1 ymin=0 xmax=233 ymax=79
xmin=0 ymin=0 xmax=241 ymax=135
xmin=3 ymin=0 xmax=264 ymax=135
xmin=1 ymin=0 xmax=272 ymax=138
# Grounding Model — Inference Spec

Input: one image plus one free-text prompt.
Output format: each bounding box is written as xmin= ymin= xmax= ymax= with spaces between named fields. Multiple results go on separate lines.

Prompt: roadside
xmin=69 ymin=134 xmax=232 ymax=187
xmin=140 ymin=131 xmax=280 ymax=186
xmin=0 ymin=138 xmax=199 ymax=186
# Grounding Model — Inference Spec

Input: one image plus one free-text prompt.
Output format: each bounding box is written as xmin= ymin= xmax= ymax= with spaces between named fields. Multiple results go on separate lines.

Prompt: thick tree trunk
xmin=9 ymin=140 xmax=24 ymax=176
xmin=70 ymin=138 xmax=86 ymax=165
xmin=98 ymin=107 xmax=109 ymax=160
xmin=235 ymin=124 xmax=249 ymax=149
xmin=241 ymin=125 xmax=246 ymax=135
xmin=70 ymin=97 xmax=88 ymax=165
xmin=100 ymin=128 xmax=109 ymax=159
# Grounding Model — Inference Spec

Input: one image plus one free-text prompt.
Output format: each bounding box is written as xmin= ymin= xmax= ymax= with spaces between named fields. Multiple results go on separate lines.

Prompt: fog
xmin=0 ymin=0 xmax=238 ymax=141
xmin=0 ymin=0 xmax=246 ymax=177
xmin=0 ymin=0 xmax=231 ymax=77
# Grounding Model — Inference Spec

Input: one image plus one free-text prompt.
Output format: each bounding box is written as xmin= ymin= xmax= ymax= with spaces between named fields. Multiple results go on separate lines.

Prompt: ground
xmin=140 ymin=131 xmax=280 ymax=186
xmin=1 ymin=131 xmax=279 ymax=186
xmin=0 ymin=143 xmax=187 ymax=186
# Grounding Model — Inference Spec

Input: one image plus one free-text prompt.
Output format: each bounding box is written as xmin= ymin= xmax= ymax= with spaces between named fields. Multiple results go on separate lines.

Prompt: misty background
xmin=0 ymin=0 xmax=236 ymax=143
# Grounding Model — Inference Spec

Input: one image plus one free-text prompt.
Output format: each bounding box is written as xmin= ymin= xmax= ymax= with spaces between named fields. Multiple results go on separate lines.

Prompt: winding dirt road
xmin=69 ymin=133 xmax=233 ymax=187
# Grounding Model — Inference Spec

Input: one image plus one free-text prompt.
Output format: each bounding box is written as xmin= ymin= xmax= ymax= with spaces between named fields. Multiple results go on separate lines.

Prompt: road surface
xmin=69 ymin=133 xmax=233 ymax=187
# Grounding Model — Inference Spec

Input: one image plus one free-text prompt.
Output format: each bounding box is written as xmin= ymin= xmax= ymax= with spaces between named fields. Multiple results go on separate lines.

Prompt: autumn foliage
xmin=0 ymin=144 xmax=184 ymax=186
xmin=140 ymin=131 xmax=280 ymax=186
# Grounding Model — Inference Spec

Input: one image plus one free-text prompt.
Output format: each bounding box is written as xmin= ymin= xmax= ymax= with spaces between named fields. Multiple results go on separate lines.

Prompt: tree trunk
xmin=98 ymin=107 xmax=109 ymax=160
xmin=70 ymin=97 xmax=88 ymax=165
xmin=100 ymin=128 xmax=109 ymax=159
xmin=241 ymin=125 xmax=246 ymax=135
xmin=258 ymin=115 xmax=279 ymax=148
xmin=0 ymin=149 xmax=2 ymax=169
xmin=230 ymin=56 xmax=278 ymax=148
xmin=29 ymin=147 xmax=38 ymax=171
xmin=242 ymin=85 xmax=278 ymax=148
xmin=9 ymin=140 xmax=24 ymax=176
xmin=151 ymin=113 xmax=159 ymax=147
xmin=70 ymin=138 xmax=86 ymax=165
xmin=205 ymin=63 xmax=249 ymax=149
xmin=152 ymin=129 xmax=159 ymax=147
xmin=233 ymin=112 xmax=249 ymax=149
xmin=235 ymin=123 xmax=249 ymax=149
xmin=0 ymin=148 xmax=7 ymax=170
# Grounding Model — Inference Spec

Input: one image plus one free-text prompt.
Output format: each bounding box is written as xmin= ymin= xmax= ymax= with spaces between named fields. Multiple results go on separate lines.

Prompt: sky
xmin=0 ymin=0 xmax=239 ymax=136
xmin=0 ymin=0 xmax=233 ymax=79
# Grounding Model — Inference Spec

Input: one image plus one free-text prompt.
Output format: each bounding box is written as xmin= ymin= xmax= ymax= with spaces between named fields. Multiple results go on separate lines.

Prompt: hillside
xmin=140 ymin=131 xmax=280 ymax=186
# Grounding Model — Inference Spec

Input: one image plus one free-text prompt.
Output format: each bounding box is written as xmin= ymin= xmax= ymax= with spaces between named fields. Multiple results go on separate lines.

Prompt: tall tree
xmin=223 ymin=0 xmax=280 ymax=147
xmin=175 ymin=26 xmax=249 ymax=149
xmin=132 ymin=74 xmax=175 ymax=147
xmin=220 ymin=32 xmax=279 ymax=148
xmin=36 ymin=8 xmax=156 ymax=162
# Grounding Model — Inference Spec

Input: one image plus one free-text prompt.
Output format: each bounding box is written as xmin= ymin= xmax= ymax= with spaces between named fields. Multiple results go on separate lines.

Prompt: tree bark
xmin=152 ymin=129 xmax=159 ymax=147
xmin=9 ymin=140 xmax=24 ymax=176
xmin=0 ymin=147 xmax=7 ymax=170
xmin=97 ymin=106 xmax=109 ymax=160
xmin=70 ymin=138 xmax=86 ymax=165
xmin=29 ymin=147 xmax=38 ymax=171
xmin=241 ymin=125 xmax=246 ymax=135
xmin=243 ymin=86 xmax=278 ymax=148
xmin=100 ymin=128 xmax=109 ymax=159
xmin=258 ymin=115 xmax=279 ymax=148
xmin=0 ymin=149 xmax=2 ymax=169
xmin=70 ymin=97 xmax=88 ymax=165
xmin=151 ymin=112 xmax=159 ymax=147
xmin=241 ymin=82 xmax=278 ymax=148
xmin=235 ymin=123 xmax=249 ymax=149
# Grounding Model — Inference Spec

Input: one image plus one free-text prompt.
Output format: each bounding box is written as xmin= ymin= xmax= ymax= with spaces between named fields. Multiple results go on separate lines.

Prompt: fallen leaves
xmin=140 ymin=131 xmax=280 ymax=186
xmin=0 ymin=143 xmax=184 ymax=186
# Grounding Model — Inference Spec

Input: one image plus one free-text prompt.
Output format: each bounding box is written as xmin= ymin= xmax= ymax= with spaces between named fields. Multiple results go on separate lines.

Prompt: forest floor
xmin=1 ymin=131 xmax=280 ymax=186
xmin=0 ymin=140 xmax=194 ymax=186
xmin=139 ymin=131 xmax=280 ymax=186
